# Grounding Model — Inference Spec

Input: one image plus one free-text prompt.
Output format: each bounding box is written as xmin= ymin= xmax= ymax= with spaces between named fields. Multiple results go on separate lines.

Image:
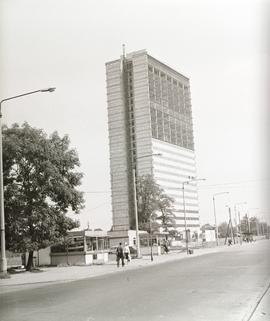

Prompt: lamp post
xmin=0 ymin=88 xmax=56 ymax=276
xmin=213 ymin=192 xmax=229 ymax=246
xmin=132 ymin=167 xmax=141 ymax=258
xmin=132 ymin=153 xmax=161 ymax=259
xmin=234 ymin=202 xmax=247 ymax=245
xmin=227 ymin=206 xmax=235 ymax=243
xmin=182 ymin=177 xmax=206 ymax=254
xmin=149 ymin=214 xmax=153 ymax=261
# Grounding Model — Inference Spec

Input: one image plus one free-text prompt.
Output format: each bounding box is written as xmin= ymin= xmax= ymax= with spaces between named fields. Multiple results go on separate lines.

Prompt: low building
xmin=51 ymin=229 xmax=110 ymax=266
xmin=201 ymin=224 xmax=216 ymax=243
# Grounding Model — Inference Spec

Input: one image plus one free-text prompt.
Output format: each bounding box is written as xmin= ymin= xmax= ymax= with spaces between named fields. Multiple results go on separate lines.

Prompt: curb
xmin=241 ymin=278 xmax=270 ymax=321
xmin=0 ymin=248 xmax=224 ymax=293
xmin=0 ymin=243 xmax=258 ymax=294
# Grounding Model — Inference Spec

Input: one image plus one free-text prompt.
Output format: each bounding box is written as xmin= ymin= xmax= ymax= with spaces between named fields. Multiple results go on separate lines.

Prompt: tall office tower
xmin=106 ymin=49 xmax=199 ymax=243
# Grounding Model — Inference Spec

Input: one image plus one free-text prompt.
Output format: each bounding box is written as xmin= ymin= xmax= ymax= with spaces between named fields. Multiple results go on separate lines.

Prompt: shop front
xmin=51 ymin=230 xmax=109 ymax=266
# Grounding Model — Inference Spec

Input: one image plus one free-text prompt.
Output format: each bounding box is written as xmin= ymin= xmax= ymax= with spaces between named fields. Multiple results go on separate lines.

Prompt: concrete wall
xmin=140 ymin=245 xmax=161 ymax=256
xmin=51 ymin=252 xmax=93 ymax=266
xmin=106 ymin=59 xmax=131 ymax=231
xmin=37 ymin=247 xmax=51 ymax=266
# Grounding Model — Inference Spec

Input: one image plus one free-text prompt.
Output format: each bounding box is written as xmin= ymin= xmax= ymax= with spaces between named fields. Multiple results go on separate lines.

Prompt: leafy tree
xmin=168 ymin=229 xmax=179 ymax=239
xmin=3 ymin=123 xmax=84 ymax=270
xmin=156 ymin=193 xmax=175 ymax=236
xmin=136 ymin=175 xmax=175 ymax=234
xmin=137 ymin=175 xmax=159 ymax=230
xmin=218 ymin=222 xmax=228 ymax=238
xmin=249 ymin=216 xmax=259 ymax=235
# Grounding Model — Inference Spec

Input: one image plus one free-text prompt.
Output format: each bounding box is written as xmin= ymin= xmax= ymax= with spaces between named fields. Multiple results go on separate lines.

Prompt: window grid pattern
xmin=148 ymin=65 xmax=194 ymax=150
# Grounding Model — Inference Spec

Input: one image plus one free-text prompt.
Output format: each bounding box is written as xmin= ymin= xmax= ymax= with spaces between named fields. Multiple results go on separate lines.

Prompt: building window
xmin=147 ymin=69 xmax=194 ymax=150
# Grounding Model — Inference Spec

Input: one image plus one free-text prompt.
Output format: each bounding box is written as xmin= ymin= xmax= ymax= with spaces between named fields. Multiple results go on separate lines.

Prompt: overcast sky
xmin=0 ymin=0 xmax=269 ymax=230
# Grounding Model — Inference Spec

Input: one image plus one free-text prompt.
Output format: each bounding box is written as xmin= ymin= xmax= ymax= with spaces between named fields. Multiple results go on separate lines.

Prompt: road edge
xmin=241 ymin=277 xmax=270 ymax=321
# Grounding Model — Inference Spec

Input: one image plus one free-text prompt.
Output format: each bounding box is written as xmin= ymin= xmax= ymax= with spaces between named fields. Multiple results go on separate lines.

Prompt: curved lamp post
xmin=0 ymin=88 xmax=56 ymax=276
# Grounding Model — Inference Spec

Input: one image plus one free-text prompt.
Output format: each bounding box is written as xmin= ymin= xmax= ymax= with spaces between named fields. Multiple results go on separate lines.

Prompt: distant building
xmin=201 ymin=224 xmax=216 ymax=242
xmin=106 ymin=49 xmax=199 ymax=242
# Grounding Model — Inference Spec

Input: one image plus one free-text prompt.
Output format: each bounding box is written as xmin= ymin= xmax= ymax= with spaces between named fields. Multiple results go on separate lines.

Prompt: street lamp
xmin=182 ymin=177 xmax=206 ymax=255
xmin=0 ymin=87 xmax=56 ymax=276
xmin=234 ymin=202 xmax=247 ymax=245
xmin=226 ymin=205 xmax=235 ymax=244
xmin=132 ymin=153 xmax=161 ymax=259
xmin=213 ymin=192 xmax=229 ymax=246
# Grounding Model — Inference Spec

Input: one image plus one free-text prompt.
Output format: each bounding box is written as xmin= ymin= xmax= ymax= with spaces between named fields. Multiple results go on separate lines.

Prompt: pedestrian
xmin=124 ymin=242 xmax=131 ymax=264
xmin=116 ymin=242 xmax=125 ymax=267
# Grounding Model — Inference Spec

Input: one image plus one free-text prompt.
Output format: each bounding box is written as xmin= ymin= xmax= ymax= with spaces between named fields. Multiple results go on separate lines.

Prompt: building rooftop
xmin=106 ymin=49 xmax=189 ymax=81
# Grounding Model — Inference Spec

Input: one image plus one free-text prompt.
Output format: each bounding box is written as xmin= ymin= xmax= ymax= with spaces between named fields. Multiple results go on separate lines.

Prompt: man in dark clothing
xmin=116 ymin=242 xmax=125 ymax=267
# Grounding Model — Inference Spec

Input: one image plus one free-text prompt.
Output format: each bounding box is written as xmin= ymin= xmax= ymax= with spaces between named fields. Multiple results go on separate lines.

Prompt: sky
xmin=0 ymin=0 xmax=269 ymax=230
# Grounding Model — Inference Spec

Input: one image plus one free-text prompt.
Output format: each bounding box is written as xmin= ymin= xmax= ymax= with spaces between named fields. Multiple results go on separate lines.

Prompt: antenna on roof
xmin=122 ymin=44 xmax=126 ymax=57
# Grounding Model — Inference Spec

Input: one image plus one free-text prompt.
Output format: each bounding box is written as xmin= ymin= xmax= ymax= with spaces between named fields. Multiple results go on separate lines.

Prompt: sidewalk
xmin=247 ymin=285 xmax=270 ymax=321
xmin=0 ymin=243 xmax=247 ymax=294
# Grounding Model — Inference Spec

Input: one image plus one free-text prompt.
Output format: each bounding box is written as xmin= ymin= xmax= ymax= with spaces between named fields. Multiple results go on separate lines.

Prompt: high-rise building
xmin=106 ymin=49 xmax=199 ymax=243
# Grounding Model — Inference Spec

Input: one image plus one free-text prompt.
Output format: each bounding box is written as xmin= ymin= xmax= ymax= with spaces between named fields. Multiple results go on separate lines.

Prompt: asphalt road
xmin=1 ymin=241 xmax=269 ymax=321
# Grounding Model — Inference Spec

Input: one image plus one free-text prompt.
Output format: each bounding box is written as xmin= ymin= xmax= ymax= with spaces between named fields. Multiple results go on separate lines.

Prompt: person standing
xmin=124 ymin=242 xmax=131 ymax=264
xmin=116 ymin=242 xmax=125 ymax=267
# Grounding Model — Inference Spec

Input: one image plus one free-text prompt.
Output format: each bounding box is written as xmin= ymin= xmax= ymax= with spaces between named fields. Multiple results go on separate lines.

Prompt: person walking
xmin=124 ymin=242 xmax=131 ymax=264
xmin=116 ymin=242 xmax=125 ymax=267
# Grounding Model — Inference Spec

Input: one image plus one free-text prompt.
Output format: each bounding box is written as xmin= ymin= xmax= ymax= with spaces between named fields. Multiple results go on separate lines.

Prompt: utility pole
xmin=182 ymin=177 xmax=206 ymax=254
xmin=234 ymin=205 xmax=240 ymax=244
xmin=234 ymin=202 xmax=247 ymax=245
xmin=132 ymin=167 xmax=141 ymax=259
xmin=0 ymin=87 xmax=55 ymax=277
xmin=228 ymin=207 xmax=235 ymax=243
xmin=213 ymin=192 xmax=229 ymax=246
xmin=238 ymin=210 xmax=242 ymax=245
xmin=149 ymin=215 xmax=153 ymax=261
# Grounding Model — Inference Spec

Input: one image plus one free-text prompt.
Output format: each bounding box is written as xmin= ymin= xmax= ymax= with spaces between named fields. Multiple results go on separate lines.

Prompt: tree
xmin=136 ymin=175 xmax=175 ymax=234
xmin=3 ymin=123 xmax=84 ymax=270
xmin=156 ymin=193 xmax=175 ymax=237
xmin=137 ymin=175 xmax=159 ymax=230
xmin=218 ymin=222 xmax=228 ymax=238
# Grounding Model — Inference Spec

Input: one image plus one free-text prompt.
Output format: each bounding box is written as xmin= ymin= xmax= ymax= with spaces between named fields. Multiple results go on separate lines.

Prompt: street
xmin=0 ymin=241 xmax=269 ymax=321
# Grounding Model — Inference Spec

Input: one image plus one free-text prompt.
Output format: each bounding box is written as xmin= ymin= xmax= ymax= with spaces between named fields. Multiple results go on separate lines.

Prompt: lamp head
xmin=40 ymin=87 xmax=56 ymax=93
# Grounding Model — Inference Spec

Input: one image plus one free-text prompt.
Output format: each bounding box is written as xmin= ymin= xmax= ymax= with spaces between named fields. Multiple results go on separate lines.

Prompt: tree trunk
xmin=66 ymin=245 xmax=69 ymax=265
xmin=26 ymin=250 xmax=34 ymax=271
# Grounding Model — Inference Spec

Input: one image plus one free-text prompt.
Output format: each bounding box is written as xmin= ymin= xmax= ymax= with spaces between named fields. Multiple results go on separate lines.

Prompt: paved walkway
xmin=248 ymin=284 xmax=270 ymax=321
xmin=1 ymin=241 xmax=269 ymax=321
xmin=0 ymin=244 xmax=236 ymax=294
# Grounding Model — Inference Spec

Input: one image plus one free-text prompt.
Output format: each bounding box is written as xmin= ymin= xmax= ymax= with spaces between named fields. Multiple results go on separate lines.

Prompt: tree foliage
xmin=3 ymin=123 xmax=84 ymax=269
xmin=136 ymin=175 xmax=175 ymax=233
xmin=218 ymin=222 xmax=228 ymax=238
xmin=156 ymin=193 xmax=176 ymax=233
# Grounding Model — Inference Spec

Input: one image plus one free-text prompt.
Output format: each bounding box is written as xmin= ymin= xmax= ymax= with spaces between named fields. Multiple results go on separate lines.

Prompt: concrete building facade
xmin=106 ymin=50 xmax=200 ymax=240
